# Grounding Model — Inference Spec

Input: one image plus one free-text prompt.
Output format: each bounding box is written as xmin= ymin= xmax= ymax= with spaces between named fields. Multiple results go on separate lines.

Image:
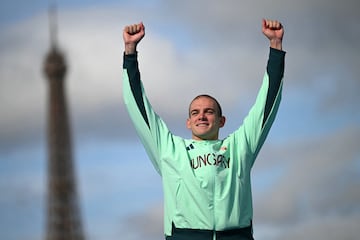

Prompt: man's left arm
xmin=263 ymin=48 xmax=285 ymax=126
xmin=239 ymin=19 xmax=285 ymax=162
xmin=261 ymin=19 xmax=285 ymax=126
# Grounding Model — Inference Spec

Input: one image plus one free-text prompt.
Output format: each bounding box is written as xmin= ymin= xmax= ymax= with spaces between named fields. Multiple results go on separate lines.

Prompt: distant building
xmin=43 ymin=3 xmax=85 ymax=240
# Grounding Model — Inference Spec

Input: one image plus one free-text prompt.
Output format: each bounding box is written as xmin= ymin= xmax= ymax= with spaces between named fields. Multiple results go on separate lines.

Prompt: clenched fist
xmin=123 ymin=22 xmax=145 ymax=54
xmin=262 ymin=19 xmax=284 ymax=50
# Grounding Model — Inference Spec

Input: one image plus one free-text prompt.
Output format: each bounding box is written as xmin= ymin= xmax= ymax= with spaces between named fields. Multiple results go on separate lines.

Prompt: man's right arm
xmin=123 ymin=22 xmax=150 ymax=126
xmin=122 ymin=23 xmax=177 ymax=174
xmin=123 ymin=53 xmax=150 ymax=127
xmin=123 ymin=51 xmax=166 ymax=174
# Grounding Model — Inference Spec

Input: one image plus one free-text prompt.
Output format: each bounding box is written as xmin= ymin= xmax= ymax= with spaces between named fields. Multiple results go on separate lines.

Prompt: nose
xmin=198 ymin=113 xmax=207 ymax=120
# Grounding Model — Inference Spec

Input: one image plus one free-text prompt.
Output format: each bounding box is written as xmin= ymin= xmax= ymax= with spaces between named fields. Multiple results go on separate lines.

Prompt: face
xmin=186 ymin=96 xmax=226 ymax=140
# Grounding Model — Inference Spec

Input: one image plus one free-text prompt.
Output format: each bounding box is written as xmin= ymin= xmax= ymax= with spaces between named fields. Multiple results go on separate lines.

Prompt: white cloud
xmin=253 ymin=125 xmax=360 ymax=235
xmin=0 ymin=4 xmax=274 ymax=149
xmin=1 ymin=0 xmax=359 ymax=150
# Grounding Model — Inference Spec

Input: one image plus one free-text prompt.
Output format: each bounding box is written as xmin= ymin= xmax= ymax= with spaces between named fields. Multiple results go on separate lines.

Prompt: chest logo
xmin=190 ymin=153 xmax=230 ymax=169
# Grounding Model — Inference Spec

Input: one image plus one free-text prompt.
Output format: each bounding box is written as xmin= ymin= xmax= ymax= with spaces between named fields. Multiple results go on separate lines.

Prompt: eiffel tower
xmin=43 ymin=2 xmax=85 ymax=240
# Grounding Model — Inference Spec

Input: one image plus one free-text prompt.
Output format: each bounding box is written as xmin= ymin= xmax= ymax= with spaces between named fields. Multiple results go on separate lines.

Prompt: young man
xmin=122 ymin=19 xmax=285 ymax=240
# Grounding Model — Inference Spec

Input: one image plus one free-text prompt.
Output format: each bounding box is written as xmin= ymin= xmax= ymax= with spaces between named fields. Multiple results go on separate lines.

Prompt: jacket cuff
xmin=123 ymin=52 xmax=138 ymax=69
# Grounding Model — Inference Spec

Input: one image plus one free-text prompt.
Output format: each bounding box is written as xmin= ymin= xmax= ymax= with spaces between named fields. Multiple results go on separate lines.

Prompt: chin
xmin=199 ymin=134 xmax=217 ymax=141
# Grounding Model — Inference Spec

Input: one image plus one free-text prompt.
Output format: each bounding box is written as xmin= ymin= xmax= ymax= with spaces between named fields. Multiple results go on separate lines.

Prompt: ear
xmin=219 ymin=116 xmax=226 ymax=128
xmin=186 ymin=118 xmax=191 ymax=129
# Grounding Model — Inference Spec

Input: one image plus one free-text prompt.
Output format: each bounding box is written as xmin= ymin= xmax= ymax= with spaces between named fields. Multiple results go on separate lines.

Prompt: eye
xmin=190 ymin=110 xmax=198 ymax=116
xmin=205 ymin=109 xmax=215 ymax=114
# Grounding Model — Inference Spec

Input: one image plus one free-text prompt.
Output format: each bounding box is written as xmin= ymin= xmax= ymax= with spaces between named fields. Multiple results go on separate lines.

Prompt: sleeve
xmin=240 ymin=48 xmax=286 ymax=162
xmin=122 ymin=53 xmax=173 ymax=175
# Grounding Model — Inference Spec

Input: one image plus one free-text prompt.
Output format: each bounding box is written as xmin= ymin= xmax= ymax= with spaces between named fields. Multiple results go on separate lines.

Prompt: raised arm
xmin=240 ymin=19 xmax=285 ymax=159
xmin=122 ymin=22 xmax=149 ymax=127
xmin=261 ymin=19 xmax=285 ymax=128
xmin=122 ymin=22 xmax=176 ymax=174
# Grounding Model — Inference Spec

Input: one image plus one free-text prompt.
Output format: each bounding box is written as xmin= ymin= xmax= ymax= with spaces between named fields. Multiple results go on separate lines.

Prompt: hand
xmin=262 ymin=19 xmax=284 ymax=50
xmin=123 ymin=22 xmax=145 ymax=54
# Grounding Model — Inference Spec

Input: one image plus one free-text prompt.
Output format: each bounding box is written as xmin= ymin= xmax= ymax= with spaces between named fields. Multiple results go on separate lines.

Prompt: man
xmin=122 ymin=19 xmax=285 ymax=240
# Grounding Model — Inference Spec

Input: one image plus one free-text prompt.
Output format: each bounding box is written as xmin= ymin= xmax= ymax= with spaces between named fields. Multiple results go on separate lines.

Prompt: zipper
xmin=212 ymin=142 xmax=217 ymax=240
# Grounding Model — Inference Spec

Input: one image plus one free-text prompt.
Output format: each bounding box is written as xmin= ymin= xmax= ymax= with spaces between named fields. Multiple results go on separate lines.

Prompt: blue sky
xmin=1 ymin=0 xmax=359 ymax=240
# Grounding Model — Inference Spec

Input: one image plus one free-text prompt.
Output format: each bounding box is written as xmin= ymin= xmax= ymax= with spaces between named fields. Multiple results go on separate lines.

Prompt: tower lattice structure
xmin=43 ymin=3 xmax=85 ymax=240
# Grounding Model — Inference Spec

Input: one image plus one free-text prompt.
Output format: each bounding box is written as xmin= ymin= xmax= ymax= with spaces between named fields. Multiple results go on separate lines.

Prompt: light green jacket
xmin=123 ymin=48 xmax=285 ymax=236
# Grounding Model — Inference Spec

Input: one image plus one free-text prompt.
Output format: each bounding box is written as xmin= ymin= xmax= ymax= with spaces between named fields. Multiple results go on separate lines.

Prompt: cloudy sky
xmin=1 ymin=0 xmax=359 ymax=239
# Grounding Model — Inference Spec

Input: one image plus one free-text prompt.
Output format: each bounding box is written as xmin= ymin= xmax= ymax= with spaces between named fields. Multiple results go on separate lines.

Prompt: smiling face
xmin=186 ymin=96 xmax=226 ymax=140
